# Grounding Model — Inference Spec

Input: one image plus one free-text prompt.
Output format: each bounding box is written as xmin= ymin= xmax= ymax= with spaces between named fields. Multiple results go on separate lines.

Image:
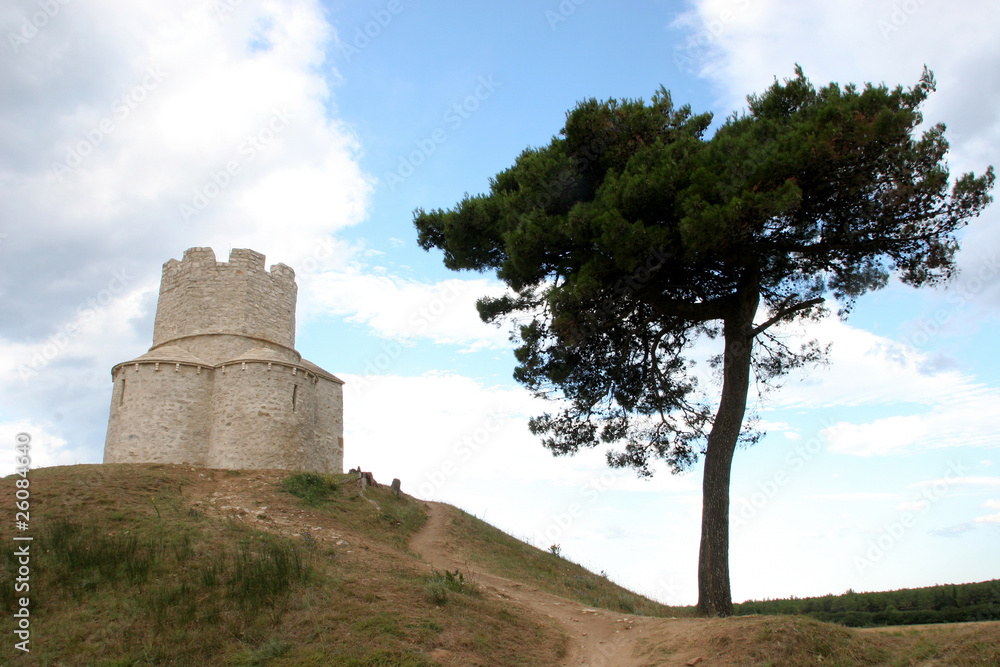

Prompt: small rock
xmin=686 ymin=659 xmax=703 ymax=666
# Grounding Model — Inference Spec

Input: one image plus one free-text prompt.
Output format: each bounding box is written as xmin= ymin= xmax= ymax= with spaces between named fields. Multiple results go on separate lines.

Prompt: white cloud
xmin=748 ymin=316 xmax=1000 ymax=456
xmin=4 ymin=0 xmax=372 ymax=270
xmin=896 ymin=500 xmax=928 ymax=512
xmin=774 ymin=317 xmax=985 ymax=409
xmin=910 ymin=476 xmax=1000 ymax=489
xmin=308 ymin=266 xmax=512 ymax=350
xmin=342 ymin=370 xmax=559 ymax=493
xmin=975 ymin=499 xmax=1000 ymax=524
xmin=1 ymin=0 xmax=372 ymax=323
xmin=342 ymin=370 xmax=700 ymax=501
xmin=803 ymin=492 xmax=897 ymax=502
xmin=822 ymin=404 xmax=1000 ymax=457
xmin=0 ymin=421 xmax=77 ymax=477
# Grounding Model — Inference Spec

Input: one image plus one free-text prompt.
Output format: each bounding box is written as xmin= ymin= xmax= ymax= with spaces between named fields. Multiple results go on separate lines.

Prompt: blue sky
xmin=1 ymin=0 xmax=998 ymax=605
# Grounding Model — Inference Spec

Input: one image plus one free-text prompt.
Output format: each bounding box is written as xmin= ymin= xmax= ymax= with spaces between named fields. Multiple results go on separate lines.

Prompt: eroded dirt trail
xmin=410 ymin=501 xmax=700 ymax=667
xmin=190 ymin=473 xmax=704 ymax=665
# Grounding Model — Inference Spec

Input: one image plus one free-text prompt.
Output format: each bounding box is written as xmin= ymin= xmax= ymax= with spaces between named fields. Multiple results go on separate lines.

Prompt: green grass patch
xmin=424 ymin=569 xmax=480 ymax=605
xmin=280 ymin=472 xmax=427 ymax=549
xmin=445 ymin=507 xmax=687 ymax=617
xmin=281 ymin=471 xmax=340 ymax=505
xmin=228 ymin=534 xmax=309 ymax=611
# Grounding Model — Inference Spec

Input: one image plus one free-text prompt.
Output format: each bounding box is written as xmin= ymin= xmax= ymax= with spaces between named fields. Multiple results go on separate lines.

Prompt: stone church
xmin=103 ymin=247 xmax=344 ymax=473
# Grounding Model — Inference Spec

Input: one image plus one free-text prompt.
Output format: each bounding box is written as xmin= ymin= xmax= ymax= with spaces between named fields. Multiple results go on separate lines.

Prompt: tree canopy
xmin=414 ymin=67 xmax=994 ymax=615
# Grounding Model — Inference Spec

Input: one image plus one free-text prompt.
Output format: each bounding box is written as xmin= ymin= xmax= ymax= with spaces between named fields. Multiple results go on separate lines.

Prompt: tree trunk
xmin=696 ymin=279 xmax=759 ymax=617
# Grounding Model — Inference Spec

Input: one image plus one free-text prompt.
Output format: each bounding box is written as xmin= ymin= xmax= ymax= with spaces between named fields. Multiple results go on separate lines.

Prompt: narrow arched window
xmin=120 ymin=377 xmax=126 ymax=406
xmin=292 ymin=384 xmax=298 ymax=412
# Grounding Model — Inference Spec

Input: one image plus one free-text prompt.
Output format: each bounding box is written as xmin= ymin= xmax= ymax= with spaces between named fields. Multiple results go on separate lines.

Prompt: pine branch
xmin=751 ymin=297 xmax=825 ymax=337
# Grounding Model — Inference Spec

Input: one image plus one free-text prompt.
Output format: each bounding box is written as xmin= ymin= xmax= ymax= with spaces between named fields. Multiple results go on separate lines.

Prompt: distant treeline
xmin=735 ymin=579 xmax=1000 ymax=627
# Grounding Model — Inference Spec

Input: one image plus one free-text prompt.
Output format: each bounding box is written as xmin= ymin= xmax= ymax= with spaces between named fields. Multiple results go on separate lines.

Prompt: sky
xmin=1 ymin=0 xmax=998 ymax=606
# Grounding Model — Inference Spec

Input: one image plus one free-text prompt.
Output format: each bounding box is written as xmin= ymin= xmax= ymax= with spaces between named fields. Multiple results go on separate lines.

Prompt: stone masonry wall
xmin=152 ymin=247 xmax=297 ymax=351
xmin=309 ymin=376 xmax=344 ymax=473
xmin=207 ymin=362 xmax=312 ymax=470
xmin=104 ymin=362 xmax=213 ymax=464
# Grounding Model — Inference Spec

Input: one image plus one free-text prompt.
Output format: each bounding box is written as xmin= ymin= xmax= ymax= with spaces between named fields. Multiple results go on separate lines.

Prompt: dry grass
xmin=0 ymin=464 xmax=564 ymax=666
xmin=440 ymin=505 xmax=691 ymax=618
xmin=635 ymin=615 xmax=1000 ymax=666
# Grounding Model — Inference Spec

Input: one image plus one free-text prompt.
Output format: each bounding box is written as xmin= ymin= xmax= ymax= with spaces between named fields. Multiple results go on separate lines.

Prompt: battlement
xmin=152 ymin=247 xmax=297 ymax=350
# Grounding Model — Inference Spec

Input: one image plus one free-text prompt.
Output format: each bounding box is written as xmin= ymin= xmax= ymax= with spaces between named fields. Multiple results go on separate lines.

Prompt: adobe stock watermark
xmin=515 ymin=126 xmax=613 ymax=220
xmin=297 ymin=236 xmax=341 ymax=275
xmin=652 ymin=574 xmax=684 ymax=607
xmin=18 ymin=269 xmax=133 ymax=380
xmin=348 ymin=339 xmax=404 ymax=394
xmin=12 ymin=432 xmax=33 ymax=653
xmin=533 ymin=469 xmax=618 ymax=547
xmin=673 ymin=0 xmax=751 ymax=73
xmin=854 ymin=460 xmax=968 ymax=573
xmin=568 ymin=245 xmax=671 ymax=346
xmin=179 ymin=107 xmax=292 ymax=222
xmin=732 ymin=420 xmax=834 ymax=528
xmin=903 ymin=253 xmax=999 ymax=348
xmin=408 ymin=281 xmax=464 ymax=336
xmin=589 ymin=630 xmax=632 ymax=667
xmin=417 ymin=410 xmax=507 ymax=498
xmin=7 ymin=0 xmax=71 ymax=54
xmin=350 ymin=281 xmax=468 ymax=394
xmin=338 ymin=0 xmax=404 ymax=62
xmin=383 ymin=75 xmax=501 ymax=191
xmin=545 ymin=0 xmax=586 ymax=31
xmin=877 ymin=0 xmax=927 ymax=39
xmin=51 ymin=66 xmax=166 ymax=181
xmin=214 ymin=0 xmax=243 ymax=21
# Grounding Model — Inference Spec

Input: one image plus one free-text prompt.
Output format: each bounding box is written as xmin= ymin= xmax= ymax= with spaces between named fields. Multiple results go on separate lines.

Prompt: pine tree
xmin=414 ymin=67 xmax=994 ymax=616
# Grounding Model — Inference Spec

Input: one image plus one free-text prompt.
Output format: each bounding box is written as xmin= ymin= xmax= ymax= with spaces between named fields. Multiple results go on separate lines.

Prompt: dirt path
xmin=410 ymin=501 xmax=703 ymax=667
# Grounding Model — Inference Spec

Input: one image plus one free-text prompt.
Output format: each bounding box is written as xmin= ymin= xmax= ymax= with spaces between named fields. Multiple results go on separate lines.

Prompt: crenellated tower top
xmin=152 ymin=247 xmax=297 ymax=350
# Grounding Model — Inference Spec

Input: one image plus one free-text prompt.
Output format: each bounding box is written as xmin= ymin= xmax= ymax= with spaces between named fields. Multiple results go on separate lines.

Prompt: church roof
xmin=224 ymin=346 xmax=298 ymax=366
xmin=298 ymin=358 xmax=345 ymax=384
xmin=119 ymin=345 xmax=213 ymax=367
xmin=223 ymin=348 xmax=343 ymax=384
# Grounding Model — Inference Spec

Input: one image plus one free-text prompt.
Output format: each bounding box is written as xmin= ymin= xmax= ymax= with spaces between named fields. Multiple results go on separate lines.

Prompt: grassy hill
xmin=2 ymin=464 xmax=998 ymax=666
xmin=1 ymin=464 xmax=566 ymax=665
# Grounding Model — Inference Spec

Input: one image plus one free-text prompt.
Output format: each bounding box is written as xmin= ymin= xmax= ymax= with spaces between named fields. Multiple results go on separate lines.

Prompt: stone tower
xmin=103 ymin=247 xmax=344 ymax=473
